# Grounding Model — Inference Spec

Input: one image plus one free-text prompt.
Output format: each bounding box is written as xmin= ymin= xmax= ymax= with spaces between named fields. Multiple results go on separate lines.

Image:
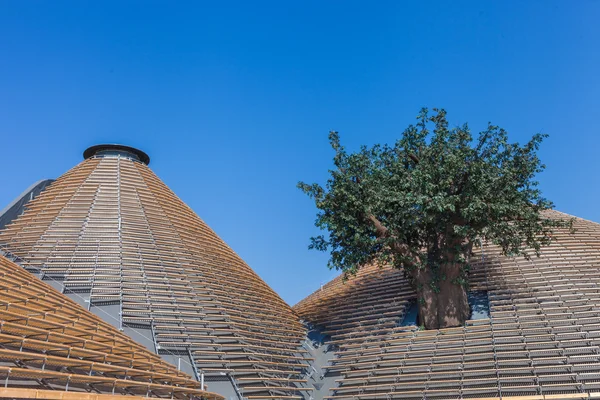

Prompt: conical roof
xmin=295 ymin=211 xmax=600 ymax=400
xmin=0 ymin=146 xmax=309 ymax=399
xmin=0 ymin=252 xmax=222 ymax=399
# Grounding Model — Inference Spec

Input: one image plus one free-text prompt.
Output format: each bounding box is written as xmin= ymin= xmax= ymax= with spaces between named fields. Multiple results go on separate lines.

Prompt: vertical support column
xmin=117 ymin=155 xmax=124 ymax=332
xmin=188 ymin=348 xmax=202 ymax=382
xmin=150 ymin=321 xmax=161 ymax=354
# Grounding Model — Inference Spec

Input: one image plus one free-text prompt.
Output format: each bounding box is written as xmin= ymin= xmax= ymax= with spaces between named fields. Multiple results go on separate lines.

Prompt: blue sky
xmin=0 ymin=2 xmax=598 ymax=305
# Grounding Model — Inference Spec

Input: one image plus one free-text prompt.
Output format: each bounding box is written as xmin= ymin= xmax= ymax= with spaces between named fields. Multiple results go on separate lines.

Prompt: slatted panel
xmin=0 ymin=152 xmax=309 ymax=399
xmin=294 ymin=211 xmax=600 ymax=400
xmin=0 ymin=254 xmax=221 ymax=399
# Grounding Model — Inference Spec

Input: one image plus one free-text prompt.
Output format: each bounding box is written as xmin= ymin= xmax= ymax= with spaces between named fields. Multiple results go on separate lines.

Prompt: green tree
xmin=298 ymin=108 xmax=571 ymax=329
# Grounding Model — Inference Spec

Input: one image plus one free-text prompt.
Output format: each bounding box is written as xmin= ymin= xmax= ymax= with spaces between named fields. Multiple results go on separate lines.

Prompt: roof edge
xmin=83 ymin=144 xmax=150 ymax=165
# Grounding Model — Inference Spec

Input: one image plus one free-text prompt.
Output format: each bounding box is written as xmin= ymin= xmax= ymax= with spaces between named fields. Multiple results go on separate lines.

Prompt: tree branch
xmin=408 ymin=153 xmax=419 ymax=164
xmin=366 ymin=214 xmax=415 ymax=264
xmin=368 ymin=214 xmax=389 ymax=238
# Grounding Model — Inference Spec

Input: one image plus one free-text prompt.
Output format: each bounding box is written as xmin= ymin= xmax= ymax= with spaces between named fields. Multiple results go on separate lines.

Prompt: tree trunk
xmin=416 ymin=270 xmax=440 ymax=329
xmin=363 ymin=213 xmax=471 ymax=329
xmin=413 ymin=261 xmax=470 ymax=330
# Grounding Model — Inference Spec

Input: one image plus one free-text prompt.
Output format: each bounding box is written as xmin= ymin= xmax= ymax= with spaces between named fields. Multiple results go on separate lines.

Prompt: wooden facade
xmin=0 ymin=253 xmax=221 ymax=399
xmin=295 ymin=211 xmax=600 ymax=400
xmin=0 ymin=150 xmax=309 ymax=399
xmin=4 ymin=145 xmax=600 ymax=400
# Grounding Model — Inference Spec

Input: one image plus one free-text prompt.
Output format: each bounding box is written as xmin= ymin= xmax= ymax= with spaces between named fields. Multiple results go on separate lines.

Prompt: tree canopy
xmin=299 ymin=108 xmax=571 ymax=329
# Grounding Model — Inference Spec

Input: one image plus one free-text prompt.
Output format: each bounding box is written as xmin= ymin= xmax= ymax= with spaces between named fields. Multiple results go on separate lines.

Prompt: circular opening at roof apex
xmin=83 ymin=144 xmax=150 ymax=165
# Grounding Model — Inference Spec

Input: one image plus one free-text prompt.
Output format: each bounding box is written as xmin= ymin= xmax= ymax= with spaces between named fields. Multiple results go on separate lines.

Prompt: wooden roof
xmin=0 ymin=154 xmax=308 ymax=398
xmin=294 ymin=211 xmax=600 ymax=400
xmin=0 ymin=253 xmax=222 ymax=399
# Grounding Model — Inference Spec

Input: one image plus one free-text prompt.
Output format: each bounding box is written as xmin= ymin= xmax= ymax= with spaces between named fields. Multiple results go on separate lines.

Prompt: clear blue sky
xmin=1 ymin=2 xmax=598 ymax=305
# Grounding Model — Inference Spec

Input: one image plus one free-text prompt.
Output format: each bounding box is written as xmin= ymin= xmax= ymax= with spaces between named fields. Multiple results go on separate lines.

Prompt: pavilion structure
xmin=3 ymin=144 xmax=600 ymax=400
xmin=0 ymin=145 xmax=310 ymax=399
xmin=295 ymin=211 xmax=600 ymax=400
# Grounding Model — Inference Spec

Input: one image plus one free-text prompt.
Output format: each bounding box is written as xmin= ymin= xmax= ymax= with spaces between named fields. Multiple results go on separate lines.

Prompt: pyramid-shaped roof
xmin=295 ymin=211 xmax=600 ymax=400
xmin=0 ymin=252 xmax=222 ymax=399
xmin=0 ymin=145 xmax=309 ymax=399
